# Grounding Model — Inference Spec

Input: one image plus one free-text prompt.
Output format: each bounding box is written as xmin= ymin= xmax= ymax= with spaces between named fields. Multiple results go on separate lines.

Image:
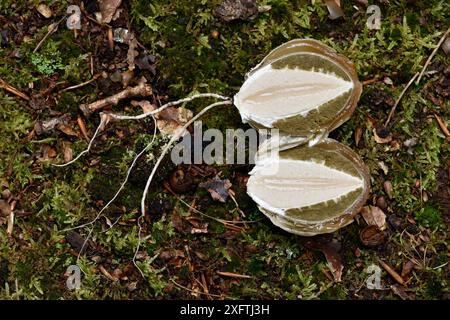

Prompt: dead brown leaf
xmin=133 ymin=100 xmax=193 ymax=137
xmin=62 ymin=141 xmax=73 ymax=163
xmin=135 ymin=54 xmax=157 ymax=74
xmin=172 ymin=212 xmax=190 ymax=234
xmin=98 ymin=0 xmax=122 ymax=24
xmin=186 ymin=217 xmax=208 ymax=234
xmin=360 ymin=225 xmax=385 ymax=247
xmin=34 ymin=114 xmax=72 ymax=135
xmin=127 ymin=36 xmax=139 ymax=71
xmin=199 ymin=177 xmax=232 ymax=203
xmin=360 ymin=205 xmax=386 ymax=230
xmin=384 ymin=180 xmax=394 ymax=199
xmin=391 ymin=284 xmax=412 ymax=300
xmin=305 ymin=237 xmax=343 ymax=282
xmin=0 ymin=200 xmax=11 ymax=226
xmin=401 ymin=259 xmax=415 ymax=278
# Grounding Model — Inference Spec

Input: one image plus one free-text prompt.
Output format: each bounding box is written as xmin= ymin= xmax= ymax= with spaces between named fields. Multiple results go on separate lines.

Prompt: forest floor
xmin=0 ymin=0 xmax=449 ymax=299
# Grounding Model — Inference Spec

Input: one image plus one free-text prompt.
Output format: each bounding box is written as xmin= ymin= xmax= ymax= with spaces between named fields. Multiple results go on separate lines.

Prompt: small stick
xmin=107 ymin=27 xmax=114 ymax=50
xmin=217 ymin=271 xmax=252 ymax=279
xmin=80 ymin=81 xmax=153 ymax=116
xmin=433 ymin=113 xmax=450 ymax=138
xmin=99 ymin=265 xmax=119 ymax=282
xmin=33 ymin=16 xmax=66 ymax=53
xmin=361 ymin=77 xmax=379 ymax=86
xmin=378 ymin=259 xmax=405 ymax=285
xmin=415 ymin=27 xmax=450 ymax=85
xmin=59 ymin=73 xmax=101 ymax=93
xmin=58 ymin=93 xmax=230 ymax=167
xmin=0 ymin=79 xmax=30 ymax=100
xmin=170 ymin=279 xmax=227 ymax=299
xmin=6 ymin=201 xmax=16 ymax=235
xmin=384 ymin=72 xmax=419 ymax=127
xmin=77 ymin=116 xmax=90 ymax=141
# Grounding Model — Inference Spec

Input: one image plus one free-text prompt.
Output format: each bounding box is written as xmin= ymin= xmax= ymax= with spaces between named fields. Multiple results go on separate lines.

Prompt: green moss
xmin=415 ymin=206 xmax=443 ymax=229
xmin=0 ymin=0 xmax=449 ymax=300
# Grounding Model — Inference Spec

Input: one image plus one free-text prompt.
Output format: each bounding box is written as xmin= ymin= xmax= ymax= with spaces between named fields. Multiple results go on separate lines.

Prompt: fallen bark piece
xmin=80 ymin=81 xmax=152 ymax=116
xmin=214 ymin=0 xmax=260 ymax=22
xmin=34 ymin=114 xmax=72 ymax=135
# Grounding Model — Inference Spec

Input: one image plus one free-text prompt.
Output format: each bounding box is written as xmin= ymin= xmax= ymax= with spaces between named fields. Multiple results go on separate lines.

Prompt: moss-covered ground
xmin=0 ymin=0 xmax=448 ymax=299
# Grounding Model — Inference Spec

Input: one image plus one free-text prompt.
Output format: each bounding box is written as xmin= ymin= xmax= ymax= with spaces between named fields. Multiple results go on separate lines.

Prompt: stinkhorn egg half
xmin=247 ymin=138 xmax=370 ymax=236
xmin=236 ymin=39 xmax=369 ymax=236
xmin=234 ymin=39 xmax=362 ymax=138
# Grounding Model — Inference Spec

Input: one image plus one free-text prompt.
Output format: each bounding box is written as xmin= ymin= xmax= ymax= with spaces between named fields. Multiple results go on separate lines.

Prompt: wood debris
xmin=80 ymin=80 xmax=152 ymax=115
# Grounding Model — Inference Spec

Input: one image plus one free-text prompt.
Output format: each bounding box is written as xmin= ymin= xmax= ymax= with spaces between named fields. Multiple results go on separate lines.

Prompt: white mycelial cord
xmin=54 ymin=93 xmax=232 ymax=276
xmin=74 ymin=115 xmax=158 ymax=264
xmin=132 ymin=99 xmax=233 ymax=277
xmin=53 ymin=93 xmax=230 ymax=167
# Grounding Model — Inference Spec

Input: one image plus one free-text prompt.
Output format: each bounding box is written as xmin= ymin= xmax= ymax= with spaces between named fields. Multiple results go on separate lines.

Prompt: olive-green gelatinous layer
xmin=243 ymin=39 xmax=362 ymax=136
xmin=253 ymin=139 xmax=371 ymax=236
xmin=284 ymin=188 xmax=362 ymax=221
xmin=279 ymin=139 xmax=361 ymax=178
xmin=273 ymin=90 xmax=351 ymax=135
xmin=271 ymin=53 xmax=350 ymax=81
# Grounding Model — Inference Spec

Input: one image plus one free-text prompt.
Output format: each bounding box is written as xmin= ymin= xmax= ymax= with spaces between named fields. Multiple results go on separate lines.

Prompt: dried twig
xmin=361 ymin=77 xmax=379 ymax=86
xmin=57 ymin=93 xmax=229 ymax=167
xmin=378 ymin=259 xmax=405 ymax=286
xmin=433 ymin=113 xmax=450 ymax=138
xmin=77 ymin=116 xmax=90 ymax=141
xmin=0 ymin=78 xmax=30 ymax=100
xmin=217 ymin=271 xmax=252 ymax=279
xmin=80 ymin=81 xmax=153 ymax=116
xmin=384 ymin=72 xmax=419 ymax=127
xmin=6 ymin=201 xmax=16 ymax=235
xmin=59 ymin=73 xmax=101 ymax=93
xmin=415 ymin=27 xmax=450 ymax=85
xmin=33 ymin=16 xmax=66 ymax=53
xmin=99 ymin=265 xmax=119 ymax=282
xmin=170 ymin=279 xmax=228 ymax=299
